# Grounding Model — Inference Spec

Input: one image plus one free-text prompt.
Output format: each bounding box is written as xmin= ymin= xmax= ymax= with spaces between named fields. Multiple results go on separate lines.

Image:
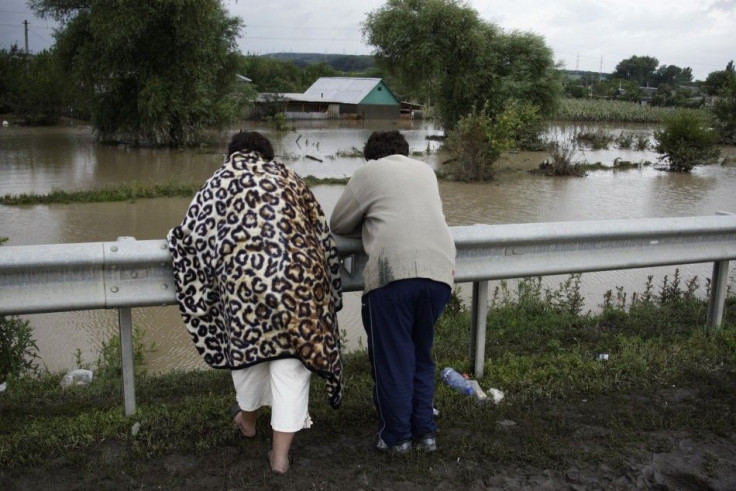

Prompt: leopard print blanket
xmin=167 ymin=151 xmax=344 ymax=408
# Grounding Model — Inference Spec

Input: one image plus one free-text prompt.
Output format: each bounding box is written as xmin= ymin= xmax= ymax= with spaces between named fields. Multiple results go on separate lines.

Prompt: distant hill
xmin=561 ymin=69 xmax=611 ymax=80
xmin=263 ymin=52 xmax=376 ymax=73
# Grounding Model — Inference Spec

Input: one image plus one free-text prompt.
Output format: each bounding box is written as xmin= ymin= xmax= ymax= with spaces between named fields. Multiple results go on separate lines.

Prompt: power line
xmin=0 ymin=22 xmax=55 ymax=30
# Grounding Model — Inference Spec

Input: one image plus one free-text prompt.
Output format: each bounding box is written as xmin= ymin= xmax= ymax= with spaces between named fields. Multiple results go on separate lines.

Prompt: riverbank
xmin=2 ymin=283 xmax=735 ymax=489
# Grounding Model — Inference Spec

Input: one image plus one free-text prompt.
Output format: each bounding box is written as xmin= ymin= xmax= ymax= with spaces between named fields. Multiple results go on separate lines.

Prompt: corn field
xmin=555 ymin=98 xmax=706 ymax=123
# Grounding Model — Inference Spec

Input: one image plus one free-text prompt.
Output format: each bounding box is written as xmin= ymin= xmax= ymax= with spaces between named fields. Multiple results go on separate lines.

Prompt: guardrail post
xmin=118 ymin=307 xmax=137 ymax=416
xmin=470 ymin=281 xmax=489 ymax=379
xmin=706 ymin=260 xmax=730 ymax=329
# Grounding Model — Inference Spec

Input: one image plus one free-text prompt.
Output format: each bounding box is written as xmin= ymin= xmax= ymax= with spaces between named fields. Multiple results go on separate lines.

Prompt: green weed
xmin=1 ymin=272 xmax=734 ymax=481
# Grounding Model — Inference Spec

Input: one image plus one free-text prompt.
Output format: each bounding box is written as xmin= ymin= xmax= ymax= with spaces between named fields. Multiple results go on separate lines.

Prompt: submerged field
xmin=2 ymin=275 xmax=736 ymax=489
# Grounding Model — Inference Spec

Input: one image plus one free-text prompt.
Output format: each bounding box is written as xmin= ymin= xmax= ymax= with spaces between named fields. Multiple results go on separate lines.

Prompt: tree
xmin=30 ymin=0 xmax=249 ymax=146
xmin=0 ymin=46 xmax=72 ymax=124
xmin=710 ymin=66 xmax=736 ymax=144
xmin=302 ymin=62 xmax=340 ymax=88
xmin=0 ymin=45 xmax=26 ymax=113
xmin=363 ymin=0 xmax=560 ymax=130
xmin=612 ymin=55 xmax=659 ymax=86
xmin=654 ymin=111 xmax=720 ymax=172
xmin=703 ymin=60 xmax=735 ymax=96
xmin=650 ymin=84 xmax=700 ymax=108
xmin=652 ymin=64 xmax=693 ymax=86
xmin=239 ymin=55 xmax=305 ymax=93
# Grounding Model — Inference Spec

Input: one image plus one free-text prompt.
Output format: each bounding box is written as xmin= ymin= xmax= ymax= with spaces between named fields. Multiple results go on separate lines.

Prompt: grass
xmin=576 ymin=159 xmax=655 ymax=172
xmin=0 ymin=182 xmax=203 ymax=205
xmin=1 ymin=273 xmax=735 ymax=488
xmin=0 ymin=177 xmax=349 ymax=206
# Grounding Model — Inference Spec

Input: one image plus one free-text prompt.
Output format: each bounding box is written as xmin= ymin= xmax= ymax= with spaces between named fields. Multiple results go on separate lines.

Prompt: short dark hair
xmin=227 ymin=131 xmax=274 ymax=160
xmin=363 ymin=130 xmax=409 ymax=161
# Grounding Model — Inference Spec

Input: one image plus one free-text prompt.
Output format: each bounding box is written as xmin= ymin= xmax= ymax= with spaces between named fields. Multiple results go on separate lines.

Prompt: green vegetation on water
xmin=0 ymin=182 xmax=203 ymax=206
xmin=0 ymin=177 xmax=349 ymax=206
xmin=1 ymin=273 xmax=735 ymax=487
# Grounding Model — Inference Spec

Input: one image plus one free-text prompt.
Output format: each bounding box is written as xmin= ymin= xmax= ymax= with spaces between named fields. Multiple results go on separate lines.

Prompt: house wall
xmin=282 ymin=101 xmax=399 ymax=120
xmin=356 ymin=104 xmax=401 ymax=119
xmin=360 ymin=81 xmax=401 ymax=105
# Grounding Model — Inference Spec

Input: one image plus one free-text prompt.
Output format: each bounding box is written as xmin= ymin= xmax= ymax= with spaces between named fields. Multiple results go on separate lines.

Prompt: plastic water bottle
xmin=440 ymin=367 xmax=473 ymax=396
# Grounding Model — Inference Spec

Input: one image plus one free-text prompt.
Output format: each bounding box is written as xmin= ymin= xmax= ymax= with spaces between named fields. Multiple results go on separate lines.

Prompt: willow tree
xmin=30 ymin=0 xmax=250 ymax=146
xmin=363 ymin=0 xmax=561 ymax=130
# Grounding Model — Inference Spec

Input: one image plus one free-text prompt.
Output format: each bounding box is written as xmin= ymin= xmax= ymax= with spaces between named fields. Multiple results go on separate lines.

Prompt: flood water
xmin=2 ymin=120 xmax=735 ymax=374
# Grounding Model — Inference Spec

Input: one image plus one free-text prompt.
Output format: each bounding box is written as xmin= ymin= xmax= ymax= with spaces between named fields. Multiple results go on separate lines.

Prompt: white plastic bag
xmin=60 ymin=369 xmax=94 ymax=388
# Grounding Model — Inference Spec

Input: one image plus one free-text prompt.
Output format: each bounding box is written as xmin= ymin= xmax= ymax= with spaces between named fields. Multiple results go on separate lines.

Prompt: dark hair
xmin=227 ymin=131 xmax=274 ymax=160
xmin=363 ymin=130 xmax=409 ymax=161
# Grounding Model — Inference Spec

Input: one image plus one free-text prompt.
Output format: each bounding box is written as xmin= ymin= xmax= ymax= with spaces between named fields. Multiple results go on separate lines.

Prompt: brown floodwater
xmin=1 ymin=121 xmax=735 ymax=374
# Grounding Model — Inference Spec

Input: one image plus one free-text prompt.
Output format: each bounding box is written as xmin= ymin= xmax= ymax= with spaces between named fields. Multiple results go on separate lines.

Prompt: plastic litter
xmin=487 ymin=388 xmax=505 ymax=405
xmin=468 ymin=380 xmax=490 ymax=403
xmin=0 ymin=381 xmax=6 ymax=393
xmin=440 ymin=367 xmax=473 ymax=395
xmin=60 ymin=369 xmax=94 ymax=388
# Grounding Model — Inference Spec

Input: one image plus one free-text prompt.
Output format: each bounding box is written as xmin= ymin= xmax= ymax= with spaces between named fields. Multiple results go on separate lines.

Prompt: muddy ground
xmin=4 ymin=383 xmax=736 ymax=490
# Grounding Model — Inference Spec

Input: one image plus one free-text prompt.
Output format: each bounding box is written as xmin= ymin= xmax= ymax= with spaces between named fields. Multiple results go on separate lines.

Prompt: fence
xmin=1 ymin=213 xmax=735 ymax=415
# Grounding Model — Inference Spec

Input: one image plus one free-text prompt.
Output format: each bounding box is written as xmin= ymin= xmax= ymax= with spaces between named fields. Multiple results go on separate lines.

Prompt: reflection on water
xmin=1 ymin=122 xmax=735 ymax=374
xmin=0 ymin=120 xmax=442 ymax=195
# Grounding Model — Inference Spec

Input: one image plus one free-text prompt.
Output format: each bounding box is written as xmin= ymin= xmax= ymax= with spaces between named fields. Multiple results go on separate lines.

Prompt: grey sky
xmin=1 ymin=0 xmax=733 ymax=80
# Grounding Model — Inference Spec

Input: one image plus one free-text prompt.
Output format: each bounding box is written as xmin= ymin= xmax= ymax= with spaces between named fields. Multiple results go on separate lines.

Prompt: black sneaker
xmin=415 ymin=433 xmax=437 ymax=453
xmin=375 ymin=437 xmax=412 ymax=455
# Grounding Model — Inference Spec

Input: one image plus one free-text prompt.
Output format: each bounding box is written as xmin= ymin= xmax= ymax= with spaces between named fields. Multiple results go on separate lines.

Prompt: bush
xmin=0 ymin=237 xmax=40 ymax=381
xmin=444 ymin=107 xmax=501 ymax=181
xmin=0 ymin=316 xmax=39 ymax=381
xmin=539 ymin=134 xmax=587 ymax=176
xmin=444 ymin=101 xmax=542 ymax=181
xmin=654 ymin=110 xmax=720 ymax=172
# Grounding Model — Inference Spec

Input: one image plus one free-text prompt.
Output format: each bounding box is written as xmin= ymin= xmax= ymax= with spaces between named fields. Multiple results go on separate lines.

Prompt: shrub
xmin=0 ymin=237 xmax=39 ymax=381
xmin=539 ymin=134 xmax=587 ymax=176
xmin=444 ymin=107 xmax=501 ymax=181
xmin=263 ymin=112 xmax=291 ymax=131
xmin=576 ymin=129 xmax=614 ymax=150
xmin=0 ymin=316 xmax=39 ymax=381
xmin=444 ymin=101 xmax=542 ymax=181
xmin=94 ymin=326 xmax=150 ymax=380
xmin=654 ymin=110 xmax=720 ymax=172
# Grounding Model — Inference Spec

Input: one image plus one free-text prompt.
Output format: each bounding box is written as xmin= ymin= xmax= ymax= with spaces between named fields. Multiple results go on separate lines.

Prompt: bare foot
xmin=268 ymin=450 xmax=290 ymax=474
xmin=233 ymin=410 xmax=256 ymax=438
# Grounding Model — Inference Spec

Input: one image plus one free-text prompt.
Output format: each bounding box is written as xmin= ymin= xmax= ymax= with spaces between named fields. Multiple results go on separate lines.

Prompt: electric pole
xmin=24 ymin=20 xmax=29 ymax=55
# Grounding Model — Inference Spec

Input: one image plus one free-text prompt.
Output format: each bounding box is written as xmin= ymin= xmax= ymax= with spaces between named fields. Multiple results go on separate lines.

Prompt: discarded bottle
xmin=440 ymin=367 xmax=473 ymax=396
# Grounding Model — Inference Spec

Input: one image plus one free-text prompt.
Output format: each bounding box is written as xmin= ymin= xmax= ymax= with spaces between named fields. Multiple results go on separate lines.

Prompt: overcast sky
xmin=1 ymin=0 xmax=733 ymax=81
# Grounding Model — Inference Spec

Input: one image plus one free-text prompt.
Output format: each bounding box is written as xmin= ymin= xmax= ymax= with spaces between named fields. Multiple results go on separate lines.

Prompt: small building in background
xmin=259 ymin=77 xmax=403 ymax=120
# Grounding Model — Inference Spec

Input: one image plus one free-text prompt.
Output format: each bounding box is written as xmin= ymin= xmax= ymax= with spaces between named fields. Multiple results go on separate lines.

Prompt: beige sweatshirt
xmin=330 ymin=154 xmax=456 ymax=293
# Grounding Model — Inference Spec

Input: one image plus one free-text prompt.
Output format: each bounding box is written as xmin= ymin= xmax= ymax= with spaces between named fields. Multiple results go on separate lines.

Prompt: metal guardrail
xmin=1 ymin=214 xmax=735 ymax=415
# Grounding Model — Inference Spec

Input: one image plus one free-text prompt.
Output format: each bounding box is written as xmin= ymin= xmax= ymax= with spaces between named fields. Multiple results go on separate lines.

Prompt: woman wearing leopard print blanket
xmin=167 ymin=131 xmax=343 ymax=473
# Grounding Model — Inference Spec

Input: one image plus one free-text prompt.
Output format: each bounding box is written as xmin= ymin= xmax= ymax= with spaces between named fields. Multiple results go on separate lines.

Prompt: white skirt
xmin=231 ymin=358 xmax=313 ymax=433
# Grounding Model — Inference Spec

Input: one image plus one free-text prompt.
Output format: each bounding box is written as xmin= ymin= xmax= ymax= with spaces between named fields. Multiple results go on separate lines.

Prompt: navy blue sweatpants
xmin=361 ymin=278 xmax=451 ymax=446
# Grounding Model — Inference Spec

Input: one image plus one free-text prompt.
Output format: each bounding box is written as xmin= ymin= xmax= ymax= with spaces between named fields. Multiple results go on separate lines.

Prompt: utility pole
xmin=24 ymin=20 xmax=29 ymax=55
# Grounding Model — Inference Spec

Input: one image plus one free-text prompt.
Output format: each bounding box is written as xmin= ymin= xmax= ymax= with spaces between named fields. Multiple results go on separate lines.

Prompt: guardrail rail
xmin=1 ymin=213 xmax=734 ymax=415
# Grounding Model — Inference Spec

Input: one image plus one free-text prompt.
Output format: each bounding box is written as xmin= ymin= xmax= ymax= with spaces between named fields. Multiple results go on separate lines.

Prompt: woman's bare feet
xmin=268 ymin=450 xmax=291 ymax=474
xmin=233 ymin=409 xmax=257 ymax=438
